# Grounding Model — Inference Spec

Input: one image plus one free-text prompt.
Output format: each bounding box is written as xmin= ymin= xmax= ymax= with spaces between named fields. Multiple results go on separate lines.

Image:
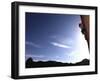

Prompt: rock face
xmin=26 ymin=57 xmax=89 ymax=68
xmin=80 ymin=15 xmax=90 ymax=48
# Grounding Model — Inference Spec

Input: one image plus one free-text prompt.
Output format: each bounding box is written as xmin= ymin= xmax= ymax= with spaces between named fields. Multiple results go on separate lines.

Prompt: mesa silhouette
xmin=26 ymin=57 xmax=89 ymax=68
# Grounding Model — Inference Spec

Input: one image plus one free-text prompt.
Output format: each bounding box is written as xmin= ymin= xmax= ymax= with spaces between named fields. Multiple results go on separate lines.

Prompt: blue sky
xmin=25 ymin=12 xmax=89 ymax=63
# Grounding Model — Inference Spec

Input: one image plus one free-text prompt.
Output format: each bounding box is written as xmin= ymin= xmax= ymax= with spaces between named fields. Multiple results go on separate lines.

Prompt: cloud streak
xmin=50 ymin=42 xmax=70 ymax=48
xmin=26 ymin=54 xmax=44 ymax=58
xmin=50 ymin=35 xmax=73 ymax=45
xmin=26 ymin=41 xmax=41 ymax=48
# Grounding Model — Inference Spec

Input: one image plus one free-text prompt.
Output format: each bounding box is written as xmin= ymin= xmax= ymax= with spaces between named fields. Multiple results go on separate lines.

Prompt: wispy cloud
xmin=50 ymin=42 xmax=70 ymax=48
xmin=50 ymin=35 xmax=73 ymax=45
xmin=26 ymin=54 xmax=44 ymax=58
xmin=50 ymin=35 xmax=58 ymax=39
xmin=26 ymin=41 xmax=41 ymax=48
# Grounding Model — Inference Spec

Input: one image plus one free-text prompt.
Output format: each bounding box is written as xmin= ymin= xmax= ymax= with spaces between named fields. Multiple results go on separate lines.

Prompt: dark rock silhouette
xmin=26 ymin=57 xmax=33 ymax=68
xmin=76 ymin=59 xmax=89 ymax=65
xmin=26 ymin=57 xmax=89 ymax=68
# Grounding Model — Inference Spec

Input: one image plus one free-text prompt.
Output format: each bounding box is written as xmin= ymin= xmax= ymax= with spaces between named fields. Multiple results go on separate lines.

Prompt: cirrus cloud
xmin=26 ymin=41 xmax=41 ymax=48
xmin=50 ymin=42 xmax=70 ymax=48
